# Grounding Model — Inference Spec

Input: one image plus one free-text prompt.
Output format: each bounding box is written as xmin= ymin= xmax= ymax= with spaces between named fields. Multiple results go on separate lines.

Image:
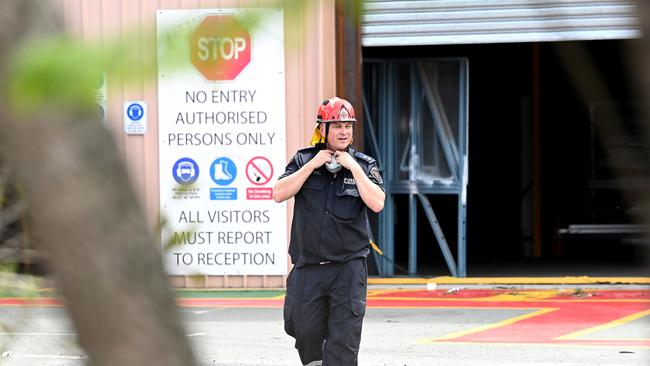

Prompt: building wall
xmin=56 ymin=0 xmax=336 ymax=288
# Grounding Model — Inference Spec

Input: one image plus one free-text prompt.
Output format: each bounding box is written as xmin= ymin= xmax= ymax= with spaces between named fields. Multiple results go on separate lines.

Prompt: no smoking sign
xmin=246 ymin=156 xmax=273 ymax=200
xmin=246 ymin=156 xmax=273 ymax=185
xmin=246 ymin=156 xmax=274 ymax=200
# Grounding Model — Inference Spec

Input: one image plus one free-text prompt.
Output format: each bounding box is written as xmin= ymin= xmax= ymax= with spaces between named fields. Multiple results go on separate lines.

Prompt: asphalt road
xmin=0 ymin=299 xmax=648 ymax=366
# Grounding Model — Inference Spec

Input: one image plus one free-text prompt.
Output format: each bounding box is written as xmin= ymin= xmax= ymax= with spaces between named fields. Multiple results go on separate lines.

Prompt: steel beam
xmin=417 ymin=192 xmax=458 ymax=277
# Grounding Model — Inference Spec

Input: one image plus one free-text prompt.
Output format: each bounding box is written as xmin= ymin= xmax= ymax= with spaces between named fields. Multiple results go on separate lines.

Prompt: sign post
xmin=157 ymin=9 xmax=286 ymax=275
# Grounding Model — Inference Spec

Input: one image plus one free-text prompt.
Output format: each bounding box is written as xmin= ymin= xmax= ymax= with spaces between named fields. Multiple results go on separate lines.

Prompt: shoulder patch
xmin=352 ymin=150 xmax=376 ymax=165
xmin=370 ymin=167 xmax=383 ymax=184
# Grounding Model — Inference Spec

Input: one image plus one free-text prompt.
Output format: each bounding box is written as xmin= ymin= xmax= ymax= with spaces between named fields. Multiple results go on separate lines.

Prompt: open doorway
xmin=363 ymin=39 xmax=649 ymax=277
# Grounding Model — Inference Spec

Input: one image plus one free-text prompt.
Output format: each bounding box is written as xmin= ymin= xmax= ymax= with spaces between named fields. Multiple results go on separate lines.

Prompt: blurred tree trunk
xmin=0 ymin=1 xmax=196 ymax=365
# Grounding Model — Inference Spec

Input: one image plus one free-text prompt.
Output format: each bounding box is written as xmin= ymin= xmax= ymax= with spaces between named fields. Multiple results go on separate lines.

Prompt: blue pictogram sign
xmin=172 ymin=157 xmax=199 ymax=184
xmin=127 ymin=103 xmax=144 ymax=121
xmin=210 ymin=157 xmax=237 ymax=186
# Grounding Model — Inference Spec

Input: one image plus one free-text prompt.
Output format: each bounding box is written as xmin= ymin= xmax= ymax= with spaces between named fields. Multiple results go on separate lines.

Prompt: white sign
xmin=124 ymin=101 xmax=147 ymax=134
xmin=157 ymin=9 xmax=287 ymax=275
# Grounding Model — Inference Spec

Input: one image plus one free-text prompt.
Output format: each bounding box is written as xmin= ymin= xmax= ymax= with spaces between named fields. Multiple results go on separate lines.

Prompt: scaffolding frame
xmin=363 ymin=58 xmax=469 ymax=277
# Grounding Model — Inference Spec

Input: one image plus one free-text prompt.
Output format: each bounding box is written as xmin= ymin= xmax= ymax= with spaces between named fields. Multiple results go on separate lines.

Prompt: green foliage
xmin=7 ymin=36 xmax=104 ymax=113
xmin=6 ymin=25 xmax=184 ymax=115
xmin=4 ymin=0 xmax=365 ymax=115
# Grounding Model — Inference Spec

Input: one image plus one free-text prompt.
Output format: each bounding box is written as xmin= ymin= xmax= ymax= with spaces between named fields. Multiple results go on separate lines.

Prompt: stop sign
xmin=190 ymin=15 xmax=251 ymax=81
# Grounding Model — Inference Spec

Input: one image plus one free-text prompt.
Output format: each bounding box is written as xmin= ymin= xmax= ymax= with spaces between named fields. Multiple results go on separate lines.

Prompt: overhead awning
xmin=362 ymin=0 xmax=641 ymax=46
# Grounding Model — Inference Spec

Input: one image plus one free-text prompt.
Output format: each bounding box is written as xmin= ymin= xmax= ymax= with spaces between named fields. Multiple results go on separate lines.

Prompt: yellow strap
xmin=369 ymin=240 xmax=383 ymax=256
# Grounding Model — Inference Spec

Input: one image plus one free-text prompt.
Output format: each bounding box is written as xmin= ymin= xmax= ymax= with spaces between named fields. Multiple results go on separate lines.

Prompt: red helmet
xmin=316 ymin=97 xmax=356 ymax=123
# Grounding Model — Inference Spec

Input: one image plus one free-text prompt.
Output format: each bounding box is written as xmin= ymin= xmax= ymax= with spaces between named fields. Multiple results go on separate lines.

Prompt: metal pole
xmin=409 ymin=193 xmax=417 ymax=275
xmin=409 ymin=65 xmax=418 ymax=275
xmin=379 ymin=62 xmax=395 ymax=276
xmin=458 ymin=59 xmax=469 ymax=277
xmin=417 ymin=193 xmax=458 ymax=277
xmin=458 ymin=158 xmax=468 ymax=277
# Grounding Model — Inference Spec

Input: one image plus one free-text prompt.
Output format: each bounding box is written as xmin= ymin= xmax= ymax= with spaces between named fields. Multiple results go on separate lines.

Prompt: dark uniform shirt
xmin=278 ymin=145 xmax=384 ymax=266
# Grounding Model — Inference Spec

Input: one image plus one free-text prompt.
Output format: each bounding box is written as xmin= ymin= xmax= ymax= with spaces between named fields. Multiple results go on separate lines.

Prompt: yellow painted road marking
xmin=423 ymin=341 xmax=650 ymax=349
xmin=476 ymin=291 xmax=558 ymax=301
xmin=367 ymin=290 xmax=560 ymax=301
xmin=556 ymin=309 xmax=650 ymax=340
xmin=418 ymin=307 xmax=558 ymax=343
xmin=367 ymin=296 xmax=650 ymax=303
xmin=368 ymin=277 xmax=650 ymax=285
xmin=366 ymin=289 xmax=406 ymax=296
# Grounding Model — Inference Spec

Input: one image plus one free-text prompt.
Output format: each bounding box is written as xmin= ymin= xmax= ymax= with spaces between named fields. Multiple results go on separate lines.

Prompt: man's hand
xmin=273 ymin=149 xmax=335 ymax=203
xmin=334 ymin=151 xmax=385 ymax=213
xmin=307 ymin=149 xmax=334 ymax=171
xmin=334 ymin=151 xmax=360 ymax=171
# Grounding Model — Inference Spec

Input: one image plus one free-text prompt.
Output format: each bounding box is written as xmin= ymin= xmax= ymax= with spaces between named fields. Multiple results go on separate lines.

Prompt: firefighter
xmin=273 ymin=97 xmax=385 ymax=365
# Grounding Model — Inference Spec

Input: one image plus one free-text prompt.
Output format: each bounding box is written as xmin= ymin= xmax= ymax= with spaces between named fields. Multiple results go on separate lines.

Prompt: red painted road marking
xmin=432 ymin=302 xmax=649 ymax=347
xmin=370 ymin=290 xmax=650 ymax=348
xmin=2 ymin=289 xmax=648 ymax=348
xmin=0 ymin=298 xmax=61 ymax=306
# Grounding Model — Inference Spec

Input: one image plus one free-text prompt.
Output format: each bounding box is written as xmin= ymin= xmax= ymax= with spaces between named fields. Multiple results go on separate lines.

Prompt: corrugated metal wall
xmin=56 ymin=0 xmax=336 ymax=288
xmin=362 ymin=0 xmax=641 ymax=46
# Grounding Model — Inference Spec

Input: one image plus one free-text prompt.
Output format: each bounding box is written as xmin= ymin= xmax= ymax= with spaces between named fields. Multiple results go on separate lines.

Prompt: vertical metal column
xmin=408 ymin=65 xmax=418 ymax=275
xmin=378 ymin=63 xmax=395 ymax=276
xmin=458 ymin=157 xmax=468 ymax=277
xmin=458 ymin=60 xmax=469 ymax=277
xmin=408 ymin=195 xmax=417 ymax=275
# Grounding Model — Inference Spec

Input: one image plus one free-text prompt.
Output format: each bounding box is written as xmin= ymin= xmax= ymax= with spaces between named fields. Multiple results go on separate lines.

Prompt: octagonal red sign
xmin=190 ymin=15 xmax=251 ymax=81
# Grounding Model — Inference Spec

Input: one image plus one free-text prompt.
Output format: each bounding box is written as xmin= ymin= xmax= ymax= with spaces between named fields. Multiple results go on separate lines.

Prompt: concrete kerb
xmin=367 ymin=276 xmax=650 ymax=291
xmin=173 ymin=277 xmax=650 ymax=293
xmin=48 ymin=277 xmax=650 ymax=294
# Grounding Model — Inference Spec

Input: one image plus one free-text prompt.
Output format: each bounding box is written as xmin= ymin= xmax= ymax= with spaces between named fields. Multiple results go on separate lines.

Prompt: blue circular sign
xmin=210 ymin=157 xmax=237 ymax=186
xmin=127 ymin=103 xmax=144 ymax=121
xmin=172 ymin=157 xmax=199 ymax=185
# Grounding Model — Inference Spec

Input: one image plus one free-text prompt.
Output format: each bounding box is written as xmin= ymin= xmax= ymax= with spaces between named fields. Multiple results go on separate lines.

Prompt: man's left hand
xmin=334 ymin=151 xmax=359 ymax=171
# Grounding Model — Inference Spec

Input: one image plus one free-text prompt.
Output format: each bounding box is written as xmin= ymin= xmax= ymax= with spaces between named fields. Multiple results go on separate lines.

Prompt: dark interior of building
xmin=363 ymin=40 xmax=650 ymax=277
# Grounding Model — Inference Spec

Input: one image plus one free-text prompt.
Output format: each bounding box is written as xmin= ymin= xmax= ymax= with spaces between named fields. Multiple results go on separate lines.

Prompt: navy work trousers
xmin=283 ymin=258 xmax=367 ymax=366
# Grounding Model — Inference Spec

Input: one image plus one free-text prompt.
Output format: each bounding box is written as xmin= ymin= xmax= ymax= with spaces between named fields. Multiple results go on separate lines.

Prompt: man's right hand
xmin=273 ymin=149 xmax=334 ymax=203
xmin=306 ymin=149 xmax=334 ymax=171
